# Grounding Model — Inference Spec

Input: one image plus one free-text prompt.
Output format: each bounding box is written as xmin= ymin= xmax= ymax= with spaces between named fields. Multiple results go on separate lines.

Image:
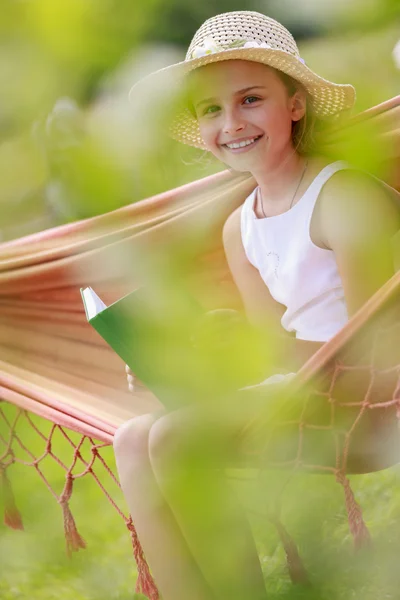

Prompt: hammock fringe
xmin=127 ymin=518 xmax=160 ymax=600
xmin=335 ymin=471 xmax=371 ymax=550
xmin=59 ymin=474 xmax=87 ymax=556
xmin=1 ymin=467 xmax=24 ymax=530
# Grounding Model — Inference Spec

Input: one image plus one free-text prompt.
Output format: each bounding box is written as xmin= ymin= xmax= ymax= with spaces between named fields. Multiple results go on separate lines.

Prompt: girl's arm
xmin=223 ymin=206 xmax=323 ymax=370
xmin=317 ymin=170 xmax=400 ymax=317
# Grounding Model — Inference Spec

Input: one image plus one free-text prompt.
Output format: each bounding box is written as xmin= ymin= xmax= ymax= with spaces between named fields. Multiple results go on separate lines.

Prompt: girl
xmin=114 ymin=11 xmax=399 ymax=600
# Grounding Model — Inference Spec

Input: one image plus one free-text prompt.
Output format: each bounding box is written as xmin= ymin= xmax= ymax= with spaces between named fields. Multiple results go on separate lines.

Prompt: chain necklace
xmin=258 ymin=159 xmax=309 ymax=219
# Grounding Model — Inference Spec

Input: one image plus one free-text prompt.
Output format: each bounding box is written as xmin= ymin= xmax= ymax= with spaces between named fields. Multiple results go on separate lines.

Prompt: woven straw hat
xmin=130 ymin=11 xmax=356 ymax=149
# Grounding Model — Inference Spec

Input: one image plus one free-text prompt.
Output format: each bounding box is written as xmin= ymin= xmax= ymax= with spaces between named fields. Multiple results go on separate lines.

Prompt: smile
xmin=222 ymin=135 xmax=263 ymax=152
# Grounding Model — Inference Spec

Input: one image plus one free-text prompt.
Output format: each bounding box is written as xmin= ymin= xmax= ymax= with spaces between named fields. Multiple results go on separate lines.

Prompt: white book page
xmin=81 ymin=287 xmax=107 ymax=320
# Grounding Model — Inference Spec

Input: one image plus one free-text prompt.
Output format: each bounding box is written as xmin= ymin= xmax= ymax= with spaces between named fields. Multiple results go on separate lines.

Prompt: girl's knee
xmin=148 ymin=412 xmax=192 ymax=469
xmin=148 ymin=415 xmax=175 ymax=467
xmin=113 ymin=413 xmax=158 ymax=464
xmin=148 ymin=408 xmax=212 ymax=470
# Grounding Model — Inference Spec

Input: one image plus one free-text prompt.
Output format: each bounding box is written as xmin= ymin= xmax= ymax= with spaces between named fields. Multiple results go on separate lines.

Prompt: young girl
xmin=114 ymin=11 xmax=399 ymax=600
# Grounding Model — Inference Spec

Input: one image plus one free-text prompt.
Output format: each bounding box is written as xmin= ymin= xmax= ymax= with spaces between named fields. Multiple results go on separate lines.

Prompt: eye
xmin=243 ymin=96 xmax=261 ymax=105
xmin=201 ymin=104 xmax=221 ymax=116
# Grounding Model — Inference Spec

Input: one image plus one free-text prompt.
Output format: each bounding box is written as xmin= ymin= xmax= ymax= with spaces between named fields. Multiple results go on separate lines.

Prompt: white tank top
xmin=240 ymin=161 xmax=350 ymax=342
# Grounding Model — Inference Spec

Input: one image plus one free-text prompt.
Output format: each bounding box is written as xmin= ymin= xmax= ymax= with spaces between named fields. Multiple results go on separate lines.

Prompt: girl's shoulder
xmin=223 ymin=203 xmax=245 ymax=244
xmin=320 ymin=163 xmax=400 ymax=214
xmin=223 ymin=184 xmax=259 ymax=236
xmin=317 ymin=163 xmax=400 ymax=246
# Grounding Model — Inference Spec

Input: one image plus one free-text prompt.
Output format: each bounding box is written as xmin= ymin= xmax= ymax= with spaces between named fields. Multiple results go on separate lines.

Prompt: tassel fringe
xmin=336 ymin=472 xmax=370 ymax=550
xmin=1 ymin=468 xmax=24 ymax=530
xmin=127 ymin=518 xmax=160 ymax=600
xmin=59 ymin=475 xmax=86 ymax=556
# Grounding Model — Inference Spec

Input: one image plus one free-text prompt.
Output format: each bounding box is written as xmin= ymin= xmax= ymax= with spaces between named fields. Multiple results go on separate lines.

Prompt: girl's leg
xmin=113 ymin=413 xmax=216 ymax=600
xmin=148 ymin=407 xmax=268 ymax=600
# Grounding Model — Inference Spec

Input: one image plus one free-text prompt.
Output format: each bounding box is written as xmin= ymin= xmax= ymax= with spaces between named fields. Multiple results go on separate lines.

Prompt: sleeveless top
xmin=240 ymin=160 xmax=350 ymax=342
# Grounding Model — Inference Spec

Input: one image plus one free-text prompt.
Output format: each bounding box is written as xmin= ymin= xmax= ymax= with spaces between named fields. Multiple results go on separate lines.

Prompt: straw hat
xmin=129 ymin=11 xmax=356 ymax=149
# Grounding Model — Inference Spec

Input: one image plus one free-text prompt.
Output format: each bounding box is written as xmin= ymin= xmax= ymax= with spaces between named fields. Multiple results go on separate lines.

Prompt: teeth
xmin=226 ymin=137 xmax=259 ymax=149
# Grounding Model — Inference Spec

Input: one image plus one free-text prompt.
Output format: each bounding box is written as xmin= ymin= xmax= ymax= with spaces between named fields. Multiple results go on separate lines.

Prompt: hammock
xmin=0 ymin=96 xmax=399 ymax=599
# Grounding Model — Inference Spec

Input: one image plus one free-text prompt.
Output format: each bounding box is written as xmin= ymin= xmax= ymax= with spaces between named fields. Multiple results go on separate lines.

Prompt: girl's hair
xmin=274 ymin=69 xmax=321 ymax=156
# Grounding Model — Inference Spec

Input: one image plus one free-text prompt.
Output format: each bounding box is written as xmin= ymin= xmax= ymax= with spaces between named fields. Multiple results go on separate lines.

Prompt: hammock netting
xmin=0 ymin=96 xmax=399 ymax=599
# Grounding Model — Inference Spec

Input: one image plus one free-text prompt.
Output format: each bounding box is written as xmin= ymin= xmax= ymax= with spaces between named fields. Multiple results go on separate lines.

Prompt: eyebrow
xmin=194 ymin=86 xmax=266 ymax=108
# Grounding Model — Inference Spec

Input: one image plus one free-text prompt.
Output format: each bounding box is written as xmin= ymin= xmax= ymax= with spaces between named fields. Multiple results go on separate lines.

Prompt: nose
xmin=222 ymin=107 xmax=245 ymax=135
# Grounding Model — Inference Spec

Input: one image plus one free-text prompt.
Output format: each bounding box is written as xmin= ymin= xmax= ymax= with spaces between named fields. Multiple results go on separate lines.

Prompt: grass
xmin=2 ymin=404 xmax=400 ymax=599
xmin=0 ymin=407 xmax=138 ymax=599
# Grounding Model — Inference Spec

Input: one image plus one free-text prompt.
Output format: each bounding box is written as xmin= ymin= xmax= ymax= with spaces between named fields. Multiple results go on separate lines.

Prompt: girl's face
xmin=190 ymin=60 xmax=306 ymax=173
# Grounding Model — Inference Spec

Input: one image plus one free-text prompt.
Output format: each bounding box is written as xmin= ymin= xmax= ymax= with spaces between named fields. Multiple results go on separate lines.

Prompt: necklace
xmin=258 ymin=159 xmax=309 ymax=218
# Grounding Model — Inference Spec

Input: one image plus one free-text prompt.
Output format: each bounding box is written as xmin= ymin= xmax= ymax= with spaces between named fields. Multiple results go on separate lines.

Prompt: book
xmin=81 ymin=287 xmax=241 ymax=409
xmin=81 ymin=286 xmax=249 ymax=409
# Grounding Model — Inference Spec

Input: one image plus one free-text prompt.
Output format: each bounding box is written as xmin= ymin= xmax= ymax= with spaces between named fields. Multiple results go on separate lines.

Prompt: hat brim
xmin=129 ymin=47 xmax=356 ymax=150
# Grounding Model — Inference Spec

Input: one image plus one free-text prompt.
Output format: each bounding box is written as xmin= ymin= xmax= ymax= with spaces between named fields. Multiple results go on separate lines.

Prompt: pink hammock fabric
xmin=0 ymin=96 xmax=399 ymax=598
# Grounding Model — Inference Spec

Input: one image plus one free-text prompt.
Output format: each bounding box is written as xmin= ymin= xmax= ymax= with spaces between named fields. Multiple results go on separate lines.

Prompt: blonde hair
xmin=275 ymin=69 xmax=324 ymax=156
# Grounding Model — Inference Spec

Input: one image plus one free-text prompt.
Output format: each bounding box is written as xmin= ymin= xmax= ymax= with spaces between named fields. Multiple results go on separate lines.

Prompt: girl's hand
xmin=125 ymin=364 xmax=136 ymax=393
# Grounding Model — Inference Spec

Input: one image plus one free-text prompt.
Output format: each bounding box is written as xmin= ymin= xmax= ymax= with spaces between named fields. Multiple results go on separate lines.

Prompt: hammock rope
xmin=0 ymin=96 xmax=399 ymax=597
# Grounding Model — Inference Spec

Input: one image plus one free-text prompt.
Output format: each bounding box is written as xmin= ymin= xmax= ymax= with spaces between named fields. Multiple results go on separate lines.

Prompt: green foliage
xmin=1 ymin=1 xmax=400 ymax=598
xmin=143 ymin=0 xmax=266 ymax=48
xmin=335 ymin=0 xmax=400 ymax=32
xmin=1 ymin=0 xmax=398 ymax=236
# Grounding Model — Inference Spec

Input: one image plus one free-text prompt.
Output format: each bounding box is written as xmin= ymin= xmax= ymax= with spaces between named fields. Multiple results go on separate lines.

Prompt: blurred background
xmin=1 ymin=0 xmax=399 ymax=240
xmin=0 ymin=1 xmax=400 ymax=598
